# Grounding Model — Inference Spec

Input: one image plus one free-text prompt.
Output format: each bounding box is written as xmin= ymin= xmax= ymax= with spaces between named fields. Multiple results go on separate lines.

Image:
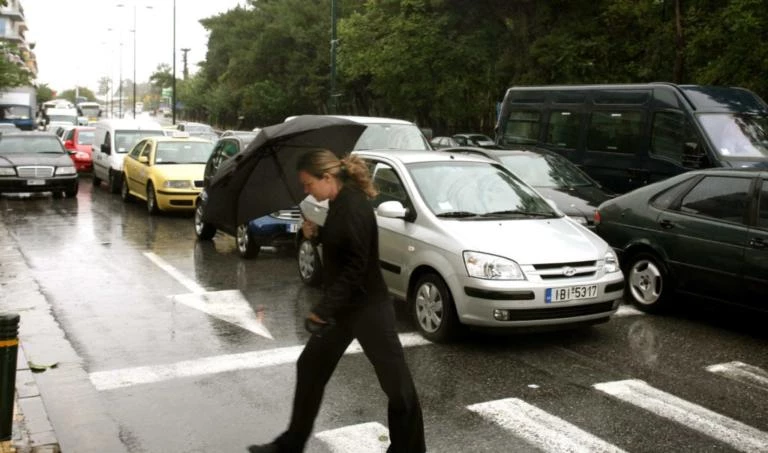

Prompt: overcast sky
xmin=23 ymin=0 xmax=246 ymax=94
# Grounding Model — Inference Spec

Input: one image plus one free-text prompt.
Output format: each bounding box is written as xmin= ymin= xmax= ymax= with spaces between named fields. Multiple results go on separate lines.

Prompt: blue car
xmin=194 ymin=134 xmax=300 ymax=258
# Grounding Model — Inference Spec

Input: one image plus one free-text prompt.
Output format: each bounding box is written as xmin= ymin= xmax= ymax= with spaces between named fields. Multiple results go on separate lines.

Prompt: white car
xmin=297 ymin=150 xmax=625 ymax=342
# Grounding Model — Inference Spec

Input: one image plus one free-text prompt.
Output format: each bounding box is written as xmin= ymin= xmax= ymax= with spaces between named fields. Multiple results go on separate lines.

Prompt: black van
xmin=495 ymin=83 xmax=768 ymax=193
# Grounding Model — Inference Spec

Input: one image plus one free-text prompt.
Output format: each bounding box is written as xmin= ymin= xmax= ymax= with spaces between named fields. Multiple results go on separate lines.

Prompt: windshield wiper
xmin=481 ymin=210 xmax=553 ymax=218
xmin=436 ymin=211 xmax=479 ymax=218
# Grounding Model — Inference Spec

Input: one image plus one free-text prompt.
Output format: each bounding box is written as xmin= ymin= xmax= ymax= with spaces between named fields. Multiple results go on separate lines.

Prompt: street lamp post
xmin=117 ymin=2 xmax=152 ymax=119
xmin=172 ymin=0 xmax=177 ymax=125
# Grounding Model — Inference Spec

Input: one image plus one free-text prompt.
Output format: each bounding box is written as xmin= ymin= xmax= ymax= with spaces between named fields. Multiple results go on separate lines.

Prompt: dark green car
xmin=595 ymin=168 xmax=768 ymax=313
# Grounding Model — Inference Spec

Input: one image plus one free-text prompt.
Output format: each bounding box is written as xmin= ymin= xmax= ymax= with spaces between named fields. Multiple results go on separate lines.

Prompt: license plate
xmin=287 ymin=223 xmax=298 ymax=233
xmin=545 ymin=284 xmax=598 ymax=303
xmin=26 ymin=179 xmax=45 ymax=186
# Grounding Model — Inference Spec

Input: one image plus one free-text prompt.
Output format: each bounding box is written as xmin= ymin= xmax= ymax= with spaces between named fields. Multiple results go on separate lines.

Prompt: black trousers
xmin=275 ymin=300 xmax=426 ymax=453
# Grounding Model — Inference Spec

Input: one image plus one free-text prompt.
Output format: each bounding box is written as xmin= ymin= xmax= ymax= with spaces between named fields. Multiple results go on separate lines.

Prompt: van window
xmin=545 ymin=111 xmax=580 ymax=148
xmin=500 ymin=110 xmax=540 ymax=145
xmin=586 ymin=110 xmax=643 ymax=153
xmin=651 ymin=112 xmax=705 ymax=168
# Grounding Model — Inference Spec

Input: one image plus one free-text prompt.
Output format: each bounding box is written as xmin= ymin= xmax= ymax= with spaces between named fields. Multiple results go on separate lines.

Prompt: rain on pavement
xmin=2 ymin=177 xmax=768 ymax=453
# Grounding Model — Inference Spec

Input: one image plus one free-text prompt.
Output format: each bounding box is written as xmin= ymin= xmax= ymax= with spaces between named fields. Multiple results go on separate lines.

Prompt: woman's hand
xmin=307 ymin=312 xmax=327 ymax=324
xmin=301 ymin=219 xmax=318 ymax=238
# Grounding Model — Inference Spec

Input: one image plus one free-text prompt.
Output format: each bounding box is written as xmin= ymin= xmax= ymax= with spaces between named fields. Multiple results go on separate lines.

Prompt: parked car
xmin=0 ymin=131 xmax=78 ymax=198
xmin=194 ymin=135 xmax=301 ymax=258
xmin=285 ymin=115 xmax=433 ymax=151
xmin=177 ymin=122 xmax=219 ymax=142
xmin=220 ymin=130 xmax=258 ymax=139
xmin=61 ymin=126 xmax=96 ymax=172
xmin=120 ymin=133 xmax=214 ymax=214
xmin=595 ymin=168 xmax=767 ymax=314
xmin=297 ymin=150 xmax=625 ymax=342
xmin=431 ymin=136 xmax=461 ymax=149
xmin=453 ymin=133 xmax=495 ymax=147
xmin=446 ymin=146 xmax=614 ymax=228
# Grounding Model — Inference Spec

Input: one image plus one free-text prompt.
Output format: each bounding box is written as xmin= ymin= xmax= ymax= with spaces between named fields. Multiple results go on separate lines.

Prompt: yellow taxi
xmin=120 ymin=132 xmax=214 ymax=214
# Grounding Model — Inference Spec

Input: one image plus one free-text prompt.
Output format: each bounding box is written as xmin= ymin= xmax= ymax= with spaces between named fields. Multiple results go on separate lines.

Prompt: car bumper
xmin=156 ymin=189 xmax=202 ymax=210
xmin=453 ymin=273 xmax=625 ymax=327
xmin=247 ymin=216 xmax=300 ymax=246
xmin=0 ymin=176 xmax=78 ymax=193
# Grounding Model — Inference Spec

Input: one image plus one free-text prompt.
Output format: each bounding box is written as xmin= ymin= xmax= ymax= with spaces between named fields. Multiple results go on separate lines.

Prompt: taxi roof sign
xmin=171 ymin=131 xmax=190 ymax=138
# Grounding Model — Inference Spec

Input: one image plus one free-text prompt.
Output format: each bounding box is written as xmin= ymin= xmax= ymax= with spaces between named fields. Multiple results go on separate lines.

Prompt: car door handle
xmin=749 ymin=238 xmax=766 ymax=249
xmin=659 ymin=219 xmax=675 ymax=229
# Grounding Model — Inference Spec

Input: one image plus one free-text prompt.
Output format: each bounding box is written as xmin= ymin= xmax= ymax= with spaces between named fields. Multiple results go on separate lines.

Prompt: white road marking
xmin=467 ymin=398 xmax=626 ymax=453
xmin=143 ymin=252 xmax=273 ymax=339
xmin=89 ymin=332 xmax=431 ymax=391
xmin=315 ymin=422 xmax=390 ymax=453
xmin=613 ymin=305 xmax=644 ymax=317
xmin=144 ymin=252 xmax=206 ymax=294
xmin=707 ymin=362 xmax=768 ymax=392
xmin=594 ymin=379 xmax=768 ymax=453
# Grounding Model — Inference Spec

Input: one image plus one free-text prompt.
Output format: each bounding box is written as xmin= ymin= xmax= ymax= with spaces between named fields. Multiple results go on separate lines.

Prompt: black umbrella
xmin=202 ymin=115 xmax=367 ymax=226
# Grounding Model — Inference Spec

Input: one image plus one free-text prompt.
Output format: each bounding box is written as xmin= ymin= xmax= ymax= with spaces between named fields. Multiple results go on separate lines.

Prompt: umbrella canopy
xmin=203 ymin=115 xmax=367 ymax=226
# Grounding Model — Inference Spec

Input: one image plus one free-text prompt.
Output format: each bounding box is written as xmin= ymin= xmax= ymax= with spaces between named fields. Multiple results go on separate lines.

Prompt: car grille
xmin=17 ymin=166 xmax=54 ymax=178
xmin=532 ymin=260 xmax=597 ymax=280
xmin=272 ymin=209 xmax=301 ymax=221
xmin=507 ymin=301 xmax=615 ymax=321
xmin=193 ymin=180 xmax=203 ymax=188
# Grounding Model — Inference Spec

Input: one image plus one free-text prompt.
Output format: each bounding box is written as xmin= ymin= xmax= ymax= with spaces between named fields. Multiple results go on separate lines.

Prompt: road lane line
xmin=706 ymin=362 xmax=768 ymax=392
xmin=467 ymin=398 xmax=626 ymax=453
xmin=89 ymin=332 xmax=431 ymax=391
xmin=594 ymin=379 xmax=768 ymax=453
xmin=315 ymin=422 xmax=390 ymax=453
xmin=144 ymin=252 xmax=273 ymax=339
xmin=144 ymin=252 xmax=205 ymax=294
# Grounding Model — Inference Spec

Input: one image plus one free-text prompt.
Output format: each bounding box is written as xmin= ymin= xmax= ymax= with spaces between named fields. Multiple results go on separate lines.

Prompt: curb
xmin=11 ymin=345 xmax=60 ymax=453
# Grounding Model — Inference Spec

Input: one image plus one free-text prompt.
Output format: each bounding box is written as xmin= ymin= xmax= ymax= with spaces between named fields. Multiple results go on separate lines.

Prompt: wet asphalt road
xmin=2 ymin=176 xmax=768 ymax=453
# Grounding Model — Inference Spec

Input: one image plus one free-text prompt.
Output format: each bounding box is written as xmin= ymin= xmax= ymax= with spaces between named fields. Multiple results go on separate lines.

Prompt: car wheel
xmin=92 ymin=175 xmax=101 ymax=188
xmin=411 ymin=273 xmax=461 ymax=343
xmin=297 ymin=235 xmax=322 ymax=287
xmin=120 ymin=175 xmax=133 ymax=202
xmin=626 ymin=252 xmax=670 ymax=313
xmin=194 ymin=201 xmax=216 ymax=240
xmin=146 ymin=182 xmax=160 ymax=215
xmin=236 ymin=224 xmax=260 ymax=258
xmin=64 ymin=183 xmax=78 ymax=198
xmin=108 ymin=170 xmax=121 ymax=194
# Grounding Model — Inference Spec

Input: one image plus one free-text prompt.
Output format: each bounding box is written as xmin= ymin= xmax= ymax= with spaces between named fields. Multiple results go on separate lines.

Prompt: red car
xmin=62 ymin=126 xmax=95 ymax=172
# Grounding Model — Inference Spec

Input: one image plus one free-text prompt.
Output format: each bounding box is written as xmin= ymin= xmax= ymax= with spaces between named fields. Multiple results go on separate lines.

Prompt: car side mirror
xmin=377 ymin=200 xmax=408 ymax=219
xmin=138 ymin=155 xmax=149 ymax=164
xmin=64 ymin=140 xmax=74 ymax=148
xmin=101 ymin=143 xmax=111 ymax=155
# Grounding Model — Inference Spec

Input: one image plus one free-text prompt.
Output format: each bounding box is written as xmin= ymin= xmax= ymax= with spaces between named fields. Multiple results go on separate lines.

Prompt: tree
xmin=36 ymin=84 xmax=55 ymax=104
xmin=60 ymin=87 xmax=97 ymax=103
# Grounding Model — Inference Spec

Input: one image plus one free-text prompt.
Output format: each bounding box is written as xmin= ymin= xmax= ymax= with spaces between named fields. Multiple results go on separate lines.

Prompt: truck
xmin=0 ymin=86 xmax=37 ymax=130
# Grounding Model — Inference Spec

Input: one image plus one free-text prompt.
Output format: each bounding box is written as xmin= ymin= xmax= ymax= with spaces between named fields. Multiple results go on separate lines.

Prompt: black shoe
xmin=246 ymin=443 xmax=279 ymax=453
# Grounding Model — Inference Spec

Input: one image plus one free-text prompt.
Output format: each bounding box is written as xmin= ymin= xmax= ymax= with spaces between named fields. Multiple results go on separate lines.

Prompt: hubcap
xmin=415 ymin=282 xmax=443 ymax=333
xmin=194 ymin=204 xmax=204 ymax=235
xmin=236 ymin=224 xmax=249 ymax=253
xmin=629 ymin=259 xmax=662 ymax=304
xmin=298 ymin=240 xmax=317 ymax=281
xmin=147 ymin=188 xmax=155 ymax=211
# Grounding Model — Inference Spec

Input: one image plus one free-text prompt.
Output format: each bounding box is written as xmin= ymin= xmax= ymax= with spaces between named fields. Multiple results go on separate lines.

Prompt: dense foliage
xmin=159 ymin=0 xmax=768 ymax=134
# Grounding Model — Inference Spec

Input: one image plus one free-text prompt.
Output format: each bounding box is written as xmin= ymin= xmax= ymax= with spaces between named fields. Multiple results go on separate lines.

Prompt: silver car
xmin=298 ymin=150 xmax=625 ymax=342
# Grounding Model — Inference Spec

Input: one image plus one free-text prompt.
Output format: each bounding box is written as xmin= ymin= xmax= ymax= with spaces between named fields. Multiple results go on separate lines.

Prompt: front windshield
xmin=698 ymin=113 xmax=768 ymax=159
xmin=498 ymin=153 xmax=593 ymax=188
xmin=154 ymin=141 xmax=214 ymax=164
xmin=354 ymin=124 xmax=430 ymax=150
xmin=0 ymin=136 xmax=64 ymax=154
xmin=48 ymin=115 xmax=77 ymax=125
xmin=1 ymin=106 xmax=31 ymax=120
xmin=115 ymin=130 xmax=164 ymax=153
xmin=407 ymin=161 xmax=558 ymax=218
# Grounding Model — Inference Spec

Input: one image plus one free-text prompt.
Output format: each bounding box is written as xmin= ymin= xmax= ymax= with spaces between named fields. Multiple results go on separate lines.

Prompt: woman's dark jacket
xmin=313 ymin=185 xmax=389 ymax=320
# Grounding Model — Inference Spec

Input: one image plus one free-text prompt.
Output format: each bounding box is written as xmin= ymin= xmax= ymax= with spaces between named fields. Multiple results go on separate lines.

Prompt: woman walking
xmin=248 ymin=149 xmax=426 ymax=453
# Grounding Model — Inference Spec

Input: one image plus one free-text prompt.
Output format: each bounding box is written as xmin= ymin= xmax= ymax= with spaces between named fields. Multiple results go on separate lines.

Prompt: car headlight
xmin=0 ymin=167 xmax=15 ymax=176
xmin=463 ymin=251 xmax=525 ymax=280
xmin=163 ymin=180 xmax=191 ymax=189
xmin=603 ymin=251 xmax=620 ymax=273
xmin=55 ymin=166 xmax=76 ymax=175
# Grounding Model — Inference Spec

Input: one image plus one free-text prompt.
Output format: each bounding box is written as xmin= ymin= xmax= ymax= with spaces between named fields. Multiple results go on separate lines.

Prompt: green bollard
xmin=0 ymin=313 xmax=19 ymax=442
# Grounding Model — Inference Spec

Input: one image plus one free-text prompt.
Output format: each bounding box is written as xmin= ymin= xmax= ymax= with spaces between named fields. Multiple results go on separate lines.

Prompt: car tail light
xmin=593 ymin=209 xmax=602 ymax=226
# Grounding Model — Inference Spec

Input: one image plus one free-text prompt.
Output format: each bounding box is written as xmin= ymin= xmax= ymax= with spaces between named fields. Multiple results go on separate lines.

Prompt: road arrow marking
xmin=468 ymin=398 xmax=626 ymax=453
xmin=143 ymin=252 xmax=273 ymax=340
xmin=594 ymin=379 xmax=768 ymax=453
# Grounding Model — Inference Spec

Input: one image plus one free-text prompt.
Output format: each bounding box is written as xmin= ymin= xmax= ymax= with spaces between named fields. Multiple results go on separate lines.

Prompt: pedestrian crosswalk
xmin=312 ymin=362 xmax=768 ymax=453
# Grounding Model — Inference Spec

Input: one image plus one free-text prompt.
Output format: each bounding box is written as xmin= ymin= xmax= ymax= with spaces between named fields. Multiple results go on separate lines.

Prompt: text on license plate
xmin=27 ymin=179 xmax=45 ymax=186
xmin=287 ymin=223 xmax=299 ymax=233
xmin=545 ymin=285 xmax=598 ymax=303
